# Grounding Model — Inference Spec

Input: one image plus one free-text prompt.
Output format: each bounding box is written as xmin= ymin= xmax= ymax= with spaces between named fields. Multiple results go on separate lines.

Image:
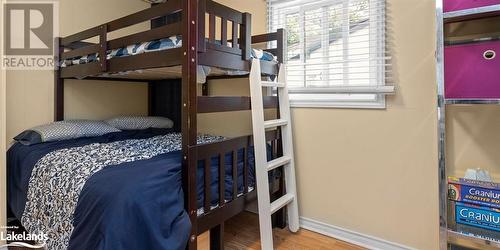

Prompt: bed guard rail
xmin=59 ymin=1 xmax=183 ymax=73
xmin=198 ymin=0 xmax=252 ymax=60
xmin=58 ymin=0 xmax=254 ymax=75
xmin=191 ymin=130 xmax=280 ymax=232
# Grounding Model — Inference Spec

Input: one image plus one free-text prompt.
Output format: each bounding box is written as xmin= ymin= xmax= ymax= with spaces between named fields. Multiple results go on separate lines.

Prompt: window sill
xmin=288 ymin=86 xmax=395 ymax=94
xmin=288 ymin=86 xmax=394 ymax=109
xmin=290 ymin=98 xmax=387 ymax=109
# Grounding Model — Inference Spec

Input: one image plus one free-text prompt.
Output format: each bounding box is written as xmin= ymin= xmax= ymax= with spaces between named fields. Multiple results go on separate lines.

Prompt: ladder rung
xmin=261 ymin=81 xmax=285 ymax=88
xmin=267 ymin=156 xmax=291 ymax=171
xmin=271 ymin=194 xmax=295 ymax=214
xmin=264 ymin=119 xmax=288 ymax=129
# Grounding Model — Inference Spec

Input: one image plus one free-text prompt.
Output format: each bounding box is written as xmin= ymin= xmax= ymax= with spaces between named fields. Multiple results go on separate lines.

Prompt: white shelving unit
xmin=443 ymin=4 xmax=500 ymax=23
xmin=436 ymin=2 xmax=500 ymax=249
xmin=445 ymin=99 xmax=500 ymax=105
xmin=448 ymin=230 xmax=500 ymax=250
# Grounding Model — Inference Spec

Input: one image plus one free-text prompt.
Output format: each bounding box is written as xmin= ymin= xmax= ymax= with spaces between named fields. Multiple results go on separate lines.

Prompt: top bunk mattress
xmin=61 ymin=35 xmax=276 ymax=67
xmin=60 ymin=35 xmax=277 ymax=82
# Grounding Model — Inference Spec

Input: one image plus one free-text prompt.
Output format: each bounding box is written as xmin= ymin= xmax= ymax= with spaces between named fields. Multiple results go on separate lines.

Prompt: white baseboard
xmin=299 ymin=217 xmax=415 ymax=250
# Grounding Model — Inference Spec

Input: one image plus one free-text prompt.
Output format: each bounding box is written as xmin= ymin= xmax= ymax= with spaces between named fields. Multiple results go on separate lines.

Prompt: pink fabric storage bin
xmin=445 ymin=41 xmax=500 ymax=99
xmin=444 ymin=0 xmax=500 ymax=12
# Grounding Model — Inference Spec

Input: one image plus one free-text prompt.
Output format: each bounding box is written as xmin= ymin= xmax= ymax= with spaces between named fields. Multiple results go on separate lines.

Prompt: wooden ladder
xmin=249 ymin=59 xmax=300 ymax=249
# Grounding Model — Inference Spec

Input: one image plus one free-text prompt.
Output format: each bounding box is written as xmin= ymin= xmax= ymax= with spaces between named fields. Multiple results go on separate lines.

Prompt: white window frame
xmin=268 ymin=0 xmax=393 ymax=109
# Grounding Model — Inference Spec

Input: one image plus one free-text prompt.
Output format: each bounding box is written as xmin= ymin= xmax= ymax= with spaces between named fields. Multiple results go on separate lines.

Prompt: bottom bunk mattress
xmin=7 ymin=129 xmax=260 ymax=250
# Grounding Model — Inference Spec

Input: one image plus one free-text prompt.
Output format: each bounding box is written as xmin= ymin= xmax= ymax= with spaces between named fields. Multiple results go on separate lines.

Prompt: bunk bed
xmin=14 ymin=1 xmax=287 ymax=249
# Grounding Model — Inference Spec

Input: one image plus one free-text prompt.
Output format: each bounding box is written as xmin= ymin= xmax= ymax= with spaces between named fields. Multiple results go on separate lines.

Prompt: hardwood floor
xmin=198 ymin=212 xmax=365 ymax=250
xmin=7 ymin=212 xmax=364 ymax=250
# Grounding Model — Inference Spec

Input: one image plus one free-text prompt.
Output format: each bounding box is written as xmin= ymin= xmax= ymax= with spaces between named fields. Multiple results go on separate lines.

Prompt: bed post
xmin=147 ymin=82 xmax=154 ymax=116
xmin=54 ymin=37 xmax=64 ymax=121
xmin=241 ymin=12 xmax=252 ymax=60
xmin=199 ymin=0 xmax=208 ymax=97
xmin=276 ymin=28 xmax=286 ymax=64
xmin=182 ymin=0 xmax=199 ymax=249
xmin=197 ymin=0 xmax=206 ymax=53
xmin=210 ymin=223 xmax=224 ymax=249
xmin=202 ymin=83 xmax=209 ymax=96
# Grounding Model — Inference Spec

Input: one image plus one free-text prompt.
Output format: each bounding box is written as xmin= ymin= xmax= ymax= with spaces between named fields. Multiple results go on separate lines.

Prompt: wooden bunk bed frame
xmin=54 ymin=1 xmax=287 ymax=249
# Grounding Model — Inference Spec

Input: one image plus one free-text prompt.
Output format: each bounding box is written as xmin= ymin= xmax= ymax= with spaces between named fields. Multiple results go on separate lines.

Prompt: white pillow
xmin=105 ymin=116 xmax=174 ymax=130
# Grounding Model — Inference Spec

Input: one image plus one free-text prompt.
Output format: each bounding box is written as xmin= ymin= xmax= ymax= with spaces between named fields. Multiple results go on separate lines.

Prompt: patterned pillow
xmin=14 ymin=120 xmax=121 ymax=146
xmin=66 ymin=120 xmax=122 ymax=137
xmin=105 ymin=116 xmax=174 ymax=130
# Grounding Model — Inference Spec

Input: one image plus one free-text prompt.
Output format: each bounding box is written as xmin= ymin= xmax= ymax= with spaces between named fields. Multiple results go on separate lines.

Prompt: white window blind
xmin=267 ymin=0 xmax=393 ymax=108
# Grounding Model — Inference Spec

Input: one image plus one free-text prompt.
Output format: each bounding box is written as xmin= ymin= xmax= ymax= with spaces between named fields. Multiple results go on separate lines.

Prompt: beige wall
xmin=6 ymin=0 xmax=149 ymax=146
xmin=217 ymin=0 xmax=440 ymax=249
xmin=1 ymin=74 xmax=5 ymax=244
xmin=64 ymin=80 xmax=147 ymax=120
xmin=3 ymin=0 xmax=465 ymax=249
xmin=1 ymin=37 xmax=6 ymax=245
xmin=287 ymin=0 xmax=439 ymax=249
xmin=1 ymin=2 xmax=6 ymax=242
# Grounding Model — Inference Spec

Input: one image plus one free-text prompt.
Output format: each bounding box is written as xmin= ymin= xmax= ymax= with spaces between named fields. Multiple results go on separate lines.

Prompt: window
xmin=268 ymin=0 xmax=393 ymax=108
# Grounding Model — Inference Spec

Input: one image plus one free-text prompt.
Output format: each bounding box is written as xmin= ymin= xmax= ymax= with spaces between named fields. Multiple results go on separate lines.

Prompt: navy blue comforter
xmin=7 ymin=129 xmax=257 ymax=250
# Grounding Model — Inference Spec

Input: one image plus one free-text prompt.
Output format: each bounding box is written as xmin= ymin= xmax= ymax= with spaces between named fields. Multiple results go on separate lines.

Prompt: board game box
xmin=455 ymin=202 xmax=500 ymax=232
xmin=448 ymin=177 xmax=500 ymax=209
